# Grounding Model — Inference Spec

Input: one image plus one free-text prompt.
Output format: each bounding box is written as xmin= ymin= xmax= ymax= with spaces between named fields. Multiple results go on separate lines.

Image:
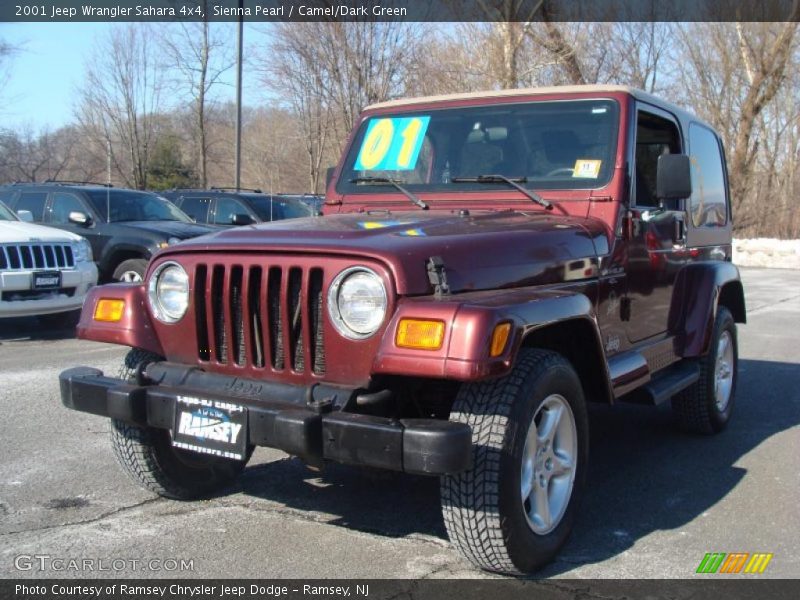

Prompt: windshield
xmin=0 ymin=201 xmax=17 ymax=221
xmin=84 ymin=189 xmax=192 ymax=223
xmin=241 ymin=195 xmax=314 ymax=221
xmin=337 ymin=99 xmax=619 ymax=196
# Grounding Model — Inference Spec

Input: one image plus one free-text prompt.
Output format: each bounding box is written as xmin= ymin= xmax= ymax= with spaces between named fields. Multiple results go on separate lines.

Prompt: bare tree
xmin=77 ymin=24 xmax=165 ymax=189
xmin=161 ymin=9 xmax=233 ymax=187
xmin=0 ymin=126 xmax=77 ymax=182
xmin=676 ymin=15 xmax=800 ymax=227
xmin=267 ymin=21 xmax=425 ymax=191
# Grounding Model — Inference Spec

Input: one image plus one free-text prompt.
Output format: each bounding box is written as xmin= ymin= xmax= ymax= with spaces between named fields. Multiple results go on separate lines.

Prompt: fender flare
xmin=373 ymin=287 xmax=611 ymax=398
xmin=76 ymin=284 xmax=164 ymax=357
xmin=669 ymin=261 xmax=746 ymax=357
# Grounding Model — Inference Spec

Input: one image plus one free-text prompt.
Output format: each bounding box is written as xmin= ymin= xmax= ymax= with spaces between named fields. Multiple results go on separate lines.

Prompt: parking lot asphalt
xmin=0 ymin=267 xmax=798 ymax=580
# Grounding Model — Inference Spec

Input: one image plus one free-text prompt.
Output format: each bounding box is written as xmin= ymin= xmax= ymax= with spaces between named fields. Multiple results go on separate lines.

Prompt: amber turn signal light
xmin=94 ymin=298 xmax=125 ymax=322
xmin=490 ymin=322 xmax=512 ymax=357
xmin=396 ymin=319 xmax=445 ymax=350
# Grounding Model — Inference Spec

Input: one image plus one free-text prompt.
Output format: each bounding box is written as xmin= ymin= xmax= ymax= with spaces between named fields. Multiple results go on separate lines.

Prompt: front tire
xmin=672 ymin=306 xmax=738 ymax=434
xmin=109 ymin=349 xmax=251 ymax=500
xmin=440 ymin=349 xmax=589 ymax=575
xmin=112 ymin=258 xmax=147 ymax=283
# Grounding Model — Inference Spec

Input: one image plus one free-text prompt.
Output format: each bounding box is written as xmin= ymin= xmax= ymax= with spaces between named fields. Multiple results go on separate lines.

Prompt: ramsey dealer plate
xmin=32 ymin=271 xmax=61 ymax=290
xmin=172 ymin=395 xmax=248 ymax=460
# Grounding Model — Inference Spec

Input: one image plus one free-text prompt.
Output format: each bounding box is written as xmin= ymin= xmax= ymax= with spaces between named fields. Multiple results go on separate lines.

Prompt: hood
xmin=117 ymin=220 xmax=220 ymax=239
xmin=0 ymin=220 xmax=83 ymax=244
xmin=166 ymin=210 xmax=610 ymax=295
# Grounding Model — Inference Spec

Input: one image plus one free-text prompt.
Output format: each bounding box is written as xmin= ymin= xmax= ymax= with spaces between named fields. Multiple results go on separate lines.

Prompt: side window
xmin=14 ymin=192 xmax=48 ymax=221
xmin=179 ymin=197 xmax=211 ymax=223
xmin=50 ymin=192 xmax=87 ymax=224
xmin=634 ymin=110 xmax=681 ymax=207
xmin=688 ymin=123 xmax=728 ymax=228
xmin=214 ymin=197 xmax=248 ymax=225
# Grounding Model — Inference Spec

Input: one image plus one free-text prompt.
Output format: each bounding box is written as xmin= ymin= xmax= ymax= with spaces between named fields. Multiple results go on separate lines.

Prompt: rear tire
xmin=672 ymin=306 xmax=738 ymax=434
xmin=109 ymin=349 xmax=251 ymax=500
xmin=112 ymin=259 xmax=147 ymax=283
xmin=440 ymin=348 xmax=589 ymax=575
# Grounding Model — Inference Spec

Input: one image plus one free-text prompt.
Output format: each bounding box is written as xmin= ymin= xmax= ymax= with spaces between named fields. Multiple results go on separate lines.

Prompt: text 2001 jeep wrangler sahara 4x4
xmin=60 ymin=85 xmax=745 ymax=575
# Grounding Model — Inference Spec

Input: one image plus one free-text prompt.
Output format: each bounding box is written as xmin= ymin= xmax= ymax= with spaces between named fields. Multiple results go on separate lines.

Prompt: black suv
xmin=161 ymin=188 xmax=317 ymax=227
xmin=0 ymin=182 xmax=219 ymax=282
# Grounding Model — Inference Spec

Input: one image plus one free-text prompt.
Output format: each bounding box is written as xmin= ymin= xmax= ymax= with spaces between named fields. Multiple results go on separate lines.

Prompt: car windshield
xmin=84 ymin=189 xmax=192 ymax=223
xmin=0 ymin=201 xmax=18 ymax=221
xmin=337 ymin=99 xmax=619 ymax=196
xmin=241 ymin=195 xmax=314 ymax=221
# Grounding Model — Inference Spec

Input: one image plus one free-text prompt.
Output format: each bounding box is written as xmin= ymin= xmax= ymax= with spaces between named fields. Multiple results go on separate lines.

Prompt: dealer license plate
xmin=172 ymin=395 xmax=248 ymax=460
xmin=33 ymin=271 xmax=61 ymax=290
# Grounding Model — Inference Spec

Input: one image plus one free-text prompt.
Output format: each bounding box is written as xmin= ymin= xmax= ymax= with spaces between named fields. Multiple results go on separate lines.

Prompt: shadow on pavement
xmin=0 ymin=316 xmax=78 ymax=342
xmin=234 ymin=358 xmax=800 ymax=573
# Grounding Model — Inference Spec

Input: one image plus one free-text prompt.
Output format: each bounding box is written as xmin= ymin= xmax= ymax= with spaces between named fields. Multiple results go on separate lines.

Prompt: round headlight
xmin=328 ymin=267 xmax=387 ymax=339
xmin=148 ymin=262 xmax=189 ymax=323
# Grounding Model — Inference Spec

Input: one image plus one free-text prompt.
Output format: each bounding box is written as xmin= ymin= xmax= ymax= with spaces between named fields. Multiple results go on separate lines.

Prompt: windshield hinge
xmin=426 ymin=256 xmax=450 ymax=297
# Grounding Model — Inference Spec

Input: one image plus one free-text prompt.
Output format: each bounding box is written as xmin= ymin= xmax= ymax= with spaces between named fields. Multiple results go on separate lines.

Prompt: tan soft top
xmin=364 ymin=84 xmax=700 ymax=127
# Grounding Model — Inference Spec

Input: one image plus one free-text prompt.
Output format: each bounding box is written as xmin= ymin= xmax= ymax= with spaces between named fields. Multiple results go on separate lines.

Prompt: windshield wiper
xmin=451 ymin=174 xmax=552 ymax=210
xmin=349 ymin=176 xmax=429 ymax=210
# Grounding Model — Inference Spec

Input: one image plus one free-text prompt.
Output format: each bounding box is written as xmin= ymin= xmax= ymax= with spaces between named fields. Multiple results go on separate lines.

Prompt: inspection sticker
xmin=573 ymin=159 xmax=602 ymax=178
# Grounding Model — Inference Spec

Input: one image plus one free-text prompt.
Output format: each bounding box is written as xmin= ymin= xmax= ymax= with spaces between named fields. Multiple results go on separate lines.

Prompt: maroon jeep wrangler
xmin=60 ymin=85 xmax=745 ymax=575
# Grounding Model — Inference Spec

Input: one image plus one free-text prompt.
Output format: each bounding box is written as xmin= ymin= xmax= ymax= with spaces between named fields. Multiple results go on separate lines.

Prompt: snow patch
xmin=733 ymin=238 xmax=800 ymax=269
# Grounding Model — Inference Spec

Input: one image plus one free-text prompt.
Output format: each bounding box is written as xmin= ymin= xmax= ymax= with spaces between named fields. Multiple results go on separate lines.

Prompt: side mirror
xmin=68 ymin=211 xmax=92 ymax=226
xmin=231 ymin=213 xmax=255 ymax=226
xmin=656 ymin=154 xmax=692 ymax=201
xmin=325 ymin=166 xmax=336 ymax=189
xmin=16 ymin=210 xmax=34 ymax=223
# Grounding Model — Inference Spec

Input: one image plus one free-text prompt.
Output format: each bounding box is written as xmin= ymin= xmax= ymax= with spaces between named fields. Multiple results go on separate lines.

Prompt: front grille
xmin=195 ymin=263 xmax=326 ymax=375
xmin=0 ymin=243 xmax=75 ymax=271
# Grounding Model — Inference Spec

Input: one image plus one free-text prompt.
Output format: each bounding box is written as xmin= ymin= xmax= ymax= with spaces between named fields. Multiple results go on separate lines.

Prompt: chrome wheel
xmin=118 ymin=270 xmax=143 ymax=283
xmin=520 ymin=394 xmax=577 ymax=535
xmin=714 ymin=330 xmax=735 ymax=412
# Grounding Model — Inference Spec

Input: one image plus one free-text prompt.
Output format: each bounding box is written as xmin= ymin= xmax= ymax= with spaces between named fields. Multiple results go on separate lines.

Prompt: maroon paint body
xmin=77 ymin=87 xmax=745 ymax=400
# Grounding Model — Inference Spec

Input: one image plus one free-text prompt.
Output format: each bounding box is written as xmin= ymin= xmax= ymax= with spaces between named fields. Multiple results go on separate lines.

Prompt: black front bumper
xmin=59 ymin=363 xmax=471 ymax=475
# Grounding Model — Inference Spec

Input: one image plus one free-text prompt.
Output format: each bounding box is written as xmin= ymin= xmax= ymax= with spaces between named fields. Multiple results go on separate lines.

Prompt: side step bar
xmin=621 ymin=360 xmax=700 ymax=405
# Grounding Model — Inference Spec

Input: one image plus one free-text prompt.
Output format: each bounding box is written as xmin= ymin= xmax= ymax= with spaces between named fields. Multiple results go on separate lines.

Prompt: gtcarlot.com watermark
xmin=14 ymin=554 xmax=194 ymax=573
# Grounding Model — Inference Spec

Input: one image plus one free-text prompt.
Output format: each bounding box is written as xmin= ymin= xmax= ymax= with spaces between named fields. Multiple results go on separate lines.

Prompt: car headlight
xmin=158 ymin=237 xmax=183 ymax=250
xmin=148 ymin=262 xmax=189 ymax=323
xmin=328 ymin=267 xmax=387 ymax=339
xmin=72 ymin=239 xmax=93 ymax=263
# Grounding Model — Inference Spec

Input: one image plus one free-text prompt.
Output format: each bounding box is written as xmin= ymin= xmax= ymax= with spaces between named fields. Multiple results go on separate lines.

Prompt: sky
xmin=1 ymin=22 xmax=269 ymax=131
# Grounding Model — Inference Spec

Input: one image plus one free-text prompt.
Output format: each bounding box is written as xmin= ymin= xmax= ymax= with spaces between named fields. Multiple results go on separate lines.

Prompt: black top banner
xmin=2 ymin=0 xmax=799 ymax=23
xmin=5 ymin=579 xmax=800 ymax=600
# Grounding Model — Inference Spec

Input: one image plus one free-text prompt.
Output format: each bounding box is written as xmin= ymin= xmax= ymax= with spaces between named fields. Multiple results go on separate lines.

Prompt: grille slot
xmin=194 ymin=265 xmax=210 ymax=361
xmin=212 ymin=266 xmax=226 ymax=363
xmin=309 ymin=268 xmax=326 ymax=374
xmin=0 ymin=243 xmax=75 ymax=271
xmin=268 ymin=267 xmax=284 ymax=370
xmin=194 ymin=262 xmax=326 ymax=376
xmin=288 ymin=267 xmax=304 ymax=373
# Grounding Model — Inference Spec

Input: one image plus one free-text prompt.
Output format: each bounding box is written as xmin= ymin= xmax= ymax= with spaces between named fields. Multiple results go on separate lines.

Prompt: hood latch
xmin=427 ymin=256 xmax=450 ymax=298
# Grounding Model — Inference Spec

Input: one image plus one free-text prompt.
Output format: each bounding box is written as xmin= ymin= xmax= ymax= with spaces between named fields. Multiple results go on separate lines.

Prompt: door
xmin=624 ymin=105 xmax=689 ymax=343
xmin=46 ymin=191 xmax=107 ymax=260
xmin=177 ymin=196 xmax=212 ymax=224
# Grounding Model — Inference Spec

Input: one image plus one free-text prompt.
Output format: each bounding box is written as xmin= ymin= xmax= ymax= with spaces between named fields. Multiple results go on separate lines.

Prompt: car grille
xmin=0 ymin=243 xmax=75 ymax=271
xmin=194 ymin=263 xmax=326 ymax=375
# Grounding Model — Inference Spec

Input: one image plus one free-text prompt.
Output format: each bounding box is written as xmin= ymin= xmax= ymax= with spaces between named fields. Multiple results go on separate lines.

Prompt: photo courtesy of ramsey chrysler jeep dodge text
xmin=59 ymin=86 xmax=745 ymax=576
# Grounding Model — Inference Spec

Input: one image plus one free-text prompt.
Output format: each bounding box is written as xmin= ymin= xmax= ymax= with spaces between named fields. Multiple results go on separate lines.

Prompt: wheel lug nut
xmin=545 ymin=458 xmax=553 ymax=471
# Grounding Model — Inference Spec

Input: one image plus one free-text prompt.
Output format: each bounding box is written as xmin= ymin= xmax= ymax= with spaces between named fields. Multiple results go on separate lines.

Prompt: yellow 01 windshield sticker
xmin=573 ymin=159 xmax=602 ymax=178
xmin=355 ymin=116 xmax=431 ymax=171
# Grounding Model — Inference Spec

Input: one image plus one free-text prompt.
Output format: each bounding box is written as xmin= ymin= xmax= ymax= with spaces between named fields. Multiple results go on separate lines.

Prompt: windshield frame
xmin=336 ymin=97 xmax=621 ymax=198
